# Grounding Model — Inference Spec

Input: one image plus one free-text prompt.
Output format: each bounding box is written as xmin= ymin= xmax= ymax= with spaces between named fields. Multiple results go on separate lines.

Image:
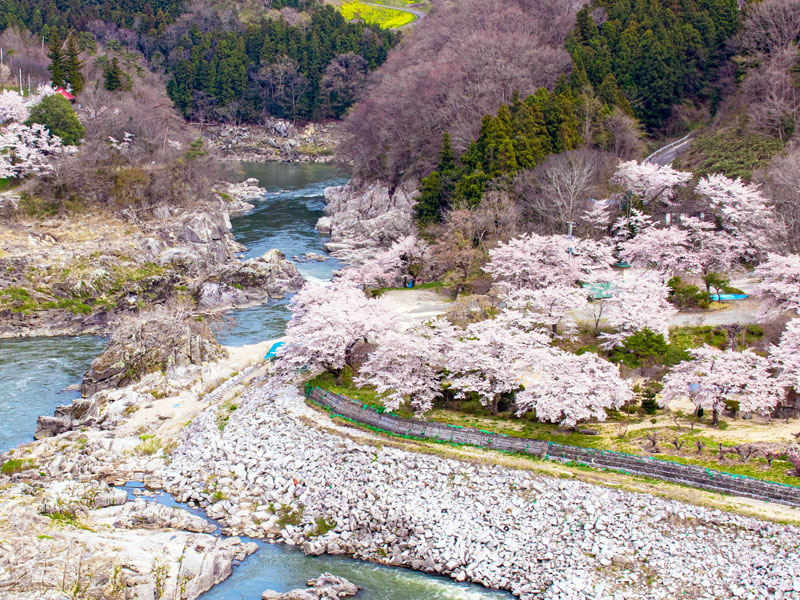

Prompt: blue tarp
xmin=264 ymin=341 xmax=286 ymax=360
xmin=712 ymin=293 xmax=749 ymax=301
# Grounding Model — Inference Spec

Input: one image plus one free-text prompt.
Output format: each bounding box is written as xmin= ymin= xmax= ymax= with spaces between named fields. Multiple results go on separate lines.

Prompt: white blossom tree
xmin=447 ymin=315 xmax=551 ymax=414
xmin=770 ymin=318 xmax=800 ymax=397
xmin=0 ymin=90 xmax=30 ymax=124
xmin=516 ymin=349 xmax=632 ymax=428
xmin=0 ymin=123 xmax=64 ymax=179
xmin=486 ymin=232 xmax=613 ymax=290
xmin=619 ymin=226 xmax=701 ymax=275
xmin=341 ymin=234 xmax=427 ymax=289
xmin=356 ymin=320 xmax=455 ymax=415
xmin=279 ymin=280 xmax=388 ymax=381
xmin=696 ymin=173 xmax=784 ymax=261
xmin=659 ymin=346 xmax=783 ymax=425
xmin=503 ymin=285 xmax=587 ymax=336
xmin=582 ymin=198 xmax=612 ymax=238
xmin=599 ymin=272 xmax=677 ymax=349
xmin=612 ymin=160 xmax=692 ymax=206
xmin=611 ymin=208 xmax=654 ymax=244
xmin=754 ymin=253 xmax=800 ymax=316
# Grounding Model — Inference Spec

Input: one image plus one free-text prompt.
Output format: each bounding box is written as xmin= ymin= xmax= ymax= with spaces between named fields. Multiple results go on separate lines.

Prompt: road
xmin=645 ymin=132 xmax=695 ymax=166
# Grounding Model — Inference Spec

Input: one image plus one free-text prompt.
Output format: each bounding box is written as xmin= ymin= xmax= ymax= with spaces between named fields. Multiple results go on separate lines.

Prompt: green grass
xmin=0 ymin=458 xmax=36 ymax=474
xmin=340 ymin=1 xmax=417 ymax=28
xmin=677 ymin=124 xmax=783 ymax=181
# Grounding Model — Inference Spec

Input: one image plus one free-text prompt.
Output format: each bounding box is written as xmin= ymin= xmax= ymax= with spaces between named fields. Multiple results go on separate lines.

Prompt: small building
xmin=54 ymin=87 xmax=75 ymax=102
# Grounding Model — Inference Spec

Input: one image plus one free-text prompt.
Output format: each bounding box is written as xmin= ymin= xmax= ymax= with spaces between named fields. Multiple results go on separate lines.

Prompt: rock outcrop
xmin=0 ymin=480 xmax=256 ymax=600
xmin=204 ymin=122 xmax=337 ymax=163
xmin=80 ymin=312 xmax=227 ymax=397
xmin=261 ymin=573 xmax=360 ymax=599
xmin=195 ymin=249 xmax=304 ymax=309
xmin=318 ymin=179 xmax=418 ymax=262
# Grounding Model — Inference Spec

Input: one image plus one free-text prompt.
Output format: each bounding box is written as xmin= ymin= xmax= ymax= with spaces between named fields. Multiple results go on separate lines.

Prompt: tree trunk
xmin=490 ymin=395 xmax=500 ymax=416
xmin=712 ymin=407 xmax=719 ymax=426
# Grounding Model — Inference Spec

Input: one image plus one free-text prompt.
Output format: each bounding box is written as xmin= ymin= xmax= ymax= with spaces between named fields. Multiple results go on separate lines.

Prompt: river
xmin=212 ymin=162 xmax=348 ymax=347
xmin=0 ymin=162 xmax=511 ymax=599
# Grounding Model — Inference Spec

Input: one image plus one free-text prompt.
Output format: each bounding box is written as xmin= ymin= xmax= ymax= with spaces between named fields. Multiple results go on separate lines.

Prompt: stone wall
xmin=307 ymin=387 xmax=800 ymax=508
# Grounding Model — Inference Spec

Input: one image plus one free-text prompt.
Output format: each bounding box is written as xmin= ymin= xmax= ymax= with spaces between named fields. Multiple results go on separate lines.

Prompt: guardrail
xmin=306 ymin=386 xmax=800 ymax=508
xmin=645 ymin=132 xmax=694 ymax=163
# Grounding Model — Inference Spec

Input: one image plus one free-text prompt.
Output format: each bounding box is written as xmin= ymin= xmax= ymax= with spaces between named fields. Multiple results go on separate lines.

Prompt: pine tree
xmin=47 ymin=33 xmax=66 ymax=89
xmin=104 ymin=57 xmax=123 ymax=91
xmin=64 ymin=36 xmax=84 ymax=94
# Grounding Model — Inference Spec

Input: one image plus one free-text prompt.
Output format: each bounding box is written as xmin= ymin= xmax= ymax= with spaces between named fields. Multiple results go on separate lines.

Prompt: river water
xmin=0 ymin=162 xmax=512 ymax=599
xmin=0 ymin=335 xmax=106 ymax=453
xmin=212 ymin=162 xmax=348 ymax=347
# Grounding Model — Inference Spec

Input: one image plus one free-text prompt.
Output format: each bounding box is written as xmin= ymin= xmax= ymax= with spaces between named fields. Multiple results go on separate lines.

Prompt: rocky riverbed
xmin=3 ymin=328 xmax=800 ymax=599
xmin=162 ymin=381 xmax=800 ymax=600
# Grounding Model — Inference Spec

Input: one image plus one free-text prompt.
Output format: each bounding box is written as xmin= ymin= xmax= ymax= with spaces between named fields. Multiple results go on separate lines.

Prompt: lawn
xmin=339 ymin=1 xmax=417 ymax=28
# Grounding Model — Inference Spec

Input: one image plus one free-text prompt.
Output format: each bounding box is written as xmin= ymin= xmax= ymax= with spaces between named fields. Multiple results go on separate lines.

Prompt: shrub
xmin=25 ymin=94 xmax=85 ymax=145
xmin=608 ymin=328 xmax=669 ymax=368
xmin=668 ymin=276 xmax=711 ymax=309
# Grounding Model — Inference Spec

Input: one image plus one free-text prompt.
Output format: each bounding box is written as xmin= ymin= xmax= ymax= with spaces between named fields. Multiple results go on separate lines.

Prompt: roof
xmin=54 ymin=87 xmax=75 ymax=100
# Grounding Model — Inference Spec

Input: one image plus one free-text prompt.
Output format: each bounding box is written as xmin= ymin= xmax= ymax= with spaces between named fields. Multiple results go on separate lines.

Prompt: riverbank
xmin=0 ymin=194 xmax=303 ymax=339
xmin=3 ymin=312 xmax=800 ymax=599
xmin=202 ymin=121 xmax=340 ymax=164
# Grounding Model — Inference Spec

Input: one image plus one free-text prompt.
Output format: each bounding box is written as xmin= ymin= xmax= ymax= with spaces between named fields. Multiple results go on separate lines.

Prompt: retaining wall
xmin=307 ymin=386 xmax=800 ymax=508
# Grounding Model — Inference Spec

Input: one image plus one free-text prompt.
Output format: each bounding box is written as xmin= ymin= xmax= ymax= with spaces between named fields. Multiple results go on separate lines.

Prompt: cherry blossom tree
xmin=770 ymin=318 xmax=800 ymax=396
xmin=582 ymin=199 xmax=612 ymax=238
xmin=612 ymin=160 xmax=692 ymax=206
xmin=754 ymin=253 xmax=800 ymax=316
xmin=515 ymin=349 xmax=632 ymax=428
xmin=486 ymin=232 xmax=613 ymax=290
xmin=659 ymin=346 xmax=783 ymax=425
xmin=341 ymin=234 xmax=426 ymax=289
xmin=279 ymin=280 xmax=388 ymax=381
xmin=611 ymin=208 xmax=654 ymax=244
xmin=619 ymin=226 xmax=700 ymax=275
xmin=0 ymin=90 xmax=30 ymax=124
xmin=679 ymin=215 xmax=750 ymax=277
xmin=356 ymin=320 xmax=455 ymax=415
xmin=503 ymin=285 xmax=587 ymax=336
xmin=0 ymin=123 xmax=64 ymax=179
xmin=599 ymin=272 xmax=677 ymax=349
xmin=696 ymin=173 xmax=784 ymax=261
xmin=447 ymin=315 xmax=551 ymax=414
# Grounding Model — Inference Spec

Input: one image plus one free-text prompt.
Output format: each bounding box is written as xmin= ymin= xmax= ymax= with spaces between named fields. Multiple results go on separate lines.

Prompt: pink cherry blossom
xmin=660 ymin=346 xmax=783 ymax=424
xmin=515 ymin=349 xmax=632 ymax=428
xmin=612 ymin=160 xmax=692 ymax=206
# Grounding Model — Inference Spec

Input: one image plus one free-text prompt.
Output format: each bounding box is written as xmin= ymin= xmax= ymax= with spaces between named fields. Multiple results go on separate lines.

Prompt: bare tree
xmin=514 ymin=149 xmax=612 ymax=234
xmin=735 ymin=0 xmax=800 ymax=57
xmin=759 ymin=144 xmax=800 ymax=252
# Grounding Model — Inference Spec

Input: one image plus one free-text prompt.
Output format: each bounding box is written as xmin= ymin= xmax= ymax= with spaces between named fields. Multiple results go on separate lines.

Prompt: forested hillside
xmin=0 ymin=0 xmax=395 ymax=123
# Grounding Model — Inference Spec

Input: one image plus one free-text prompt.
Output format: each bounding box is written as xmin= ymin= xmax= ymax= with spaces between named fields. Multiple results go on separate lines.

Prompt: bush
xmin=609 ymin=328 xmax=669 ymax=368
xmin=668 ymin=276 xmax=711 ymax=309
xmin=0 ymin=458 xmax=35 ymax=474
xmin=25 ymin=94 xmax=85 ymax=145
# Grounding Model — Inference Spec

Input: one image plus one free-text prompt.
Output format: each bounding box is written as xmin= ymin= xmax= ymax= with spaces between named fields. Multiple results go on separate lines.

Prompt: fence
xmin=306 ymin=386 xmax=800 ymax=508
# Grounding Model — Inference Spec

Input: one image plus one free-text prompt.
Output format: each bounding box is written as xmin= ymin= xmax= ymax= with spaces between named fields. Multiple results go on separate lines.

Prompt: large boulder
xmin=80 ymin=312 xmax=227 ymax=396
xmin=261 ymin=573 xmax=360 ymax=599
xmin=320 ymin=179 xmax=417 ymax=262
xmin=196 ymin=249 xmax=304 ymax=309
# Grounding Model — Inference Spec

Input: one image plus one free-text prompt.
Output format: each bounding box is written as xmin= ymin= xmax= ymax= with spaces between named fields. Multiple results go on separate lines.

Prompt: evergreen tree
xmin=47 ymin=33 xmax=65 ymax=88
xmin=104 ymin=57 xmax=123 ymax=91
xmin=64 ymin=35 xmax=84 ymax=94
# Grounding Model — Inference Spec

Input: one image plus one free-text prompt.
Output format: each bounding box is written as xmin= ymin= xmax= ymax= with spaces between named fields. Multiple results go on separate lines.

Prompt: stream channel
xmin=0 ymin=162 xmax=512 ymax=599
